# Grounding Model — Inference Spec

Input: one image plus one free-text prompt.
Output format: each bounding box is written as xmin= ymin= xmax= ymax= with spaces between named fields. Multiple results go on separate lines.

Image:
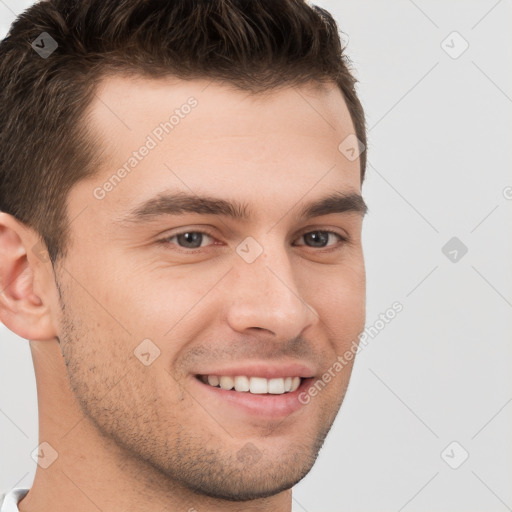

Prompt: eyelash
xmin=158 ymin=228 xmax=349 ymax=253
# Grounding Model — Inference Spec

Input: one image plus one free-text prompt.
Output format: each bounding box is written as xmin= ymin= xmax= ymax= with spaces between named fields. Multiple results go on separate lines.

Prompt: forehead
xmin=70 ymin=75 xmax=361 ymax=228
xmin=89 ymin=74 xmax=355 ymax=135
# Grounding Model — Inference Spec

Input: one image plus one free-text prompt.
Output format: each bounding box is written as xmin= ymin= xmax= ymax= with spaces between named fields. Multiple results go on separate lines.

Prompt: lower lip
xmin=191 ymin=376 xmax=314 ymax=419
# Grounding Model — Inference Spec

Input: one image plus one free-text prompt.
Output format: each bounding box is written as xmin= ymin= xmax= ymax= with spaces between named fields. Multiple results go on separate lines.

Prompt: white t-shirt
xmin=0 ymin=488 xmax=29 ymax=511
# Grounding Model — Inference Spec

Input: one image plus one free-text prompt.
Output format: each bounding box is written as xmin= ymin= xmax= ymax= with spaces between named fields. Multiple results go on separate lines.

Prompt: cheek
xmin=59 ymin=291 xmax=190 ymax=422
xmin=301 ymin=260 xmax=366 ymax=336
xmin=119 ymin=263 xmax=224 ymax=333
xmin=56 ymin=273 xmax=135 ymax=379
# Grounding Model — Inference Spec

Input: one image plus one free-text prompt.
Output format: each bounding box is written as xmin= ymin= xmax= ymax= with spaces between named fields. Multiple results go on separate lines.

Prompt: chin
xmin=181 ymin=461 xmax=313 ymax=502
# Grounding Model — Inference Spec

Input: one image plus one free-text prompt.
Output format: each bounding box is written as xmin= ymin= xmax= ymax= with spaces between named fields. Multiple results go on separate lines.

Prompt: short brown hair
xmin=0 ymin=0 xmax=366 ymax=264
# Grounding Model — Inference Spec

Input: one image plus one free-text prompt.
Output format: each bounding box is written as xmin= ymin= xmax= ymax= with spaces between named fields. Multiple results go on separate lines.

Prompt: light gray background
xmin=1 ymin=1 xmax=511 ymax=511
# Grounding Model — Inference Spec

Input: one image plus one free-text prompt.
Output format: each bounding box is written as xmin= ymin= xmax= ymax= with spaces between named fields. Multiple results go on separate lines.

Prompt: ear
xmin=0 ymin=212 xmax=59 ymax=341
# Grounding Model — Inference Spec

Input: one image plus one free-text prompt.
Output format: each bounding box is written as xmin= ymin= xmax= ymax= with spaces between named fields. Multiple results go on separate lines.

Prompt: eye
xmin=294 ymin=230 xmax=347 ymax=249
xmin=159 ymin=228 xmax=348 ymax=252
xmin=163 ymin=231 xmax=215 ymax=249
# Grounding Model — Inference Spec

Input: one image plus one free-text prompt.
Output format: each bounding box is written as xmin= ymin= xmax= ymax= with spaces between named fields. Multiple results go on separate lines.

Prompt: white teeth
xmin=249 ymin=377 xmax=268 ymax=394
xmin=207 ymin=375 xmax=219 ymax=387
xmin=234 ymin=375 xmax=250 ymax=392
xmin=268 ymin=378 xmax=285 ymax=394
xmin=201 ymin=375 xmax=303 ymax=394
xmin=219 ymin=376 xmax=234 ymax=390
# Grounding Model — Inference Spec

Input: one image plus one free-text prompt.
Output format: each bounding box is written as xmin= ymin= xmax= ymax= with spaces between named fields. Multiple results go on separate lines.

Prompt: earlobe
xmin=0 ymin=213 xmax=58 ymax=341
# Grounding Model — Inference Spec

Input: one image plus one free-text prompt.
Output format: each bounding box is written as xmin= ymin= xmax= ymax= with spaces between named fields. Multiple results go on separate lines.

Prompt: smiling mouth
xmin=195 ymin=374 xmax=303 ymax=395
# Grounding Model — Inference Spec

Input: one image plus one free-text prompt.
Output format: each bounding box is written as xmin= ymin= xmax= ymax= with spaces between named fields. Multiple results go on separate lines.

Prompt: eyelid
xmin=295 ymin=225 xmax=348 ymax=239
xmin=292 ymin=229 xmax=348 ymax=247
xmin=158 ymin=227 xmax=219 ymax=248
xmin=159 ymin=226 xmax=349 ymax=251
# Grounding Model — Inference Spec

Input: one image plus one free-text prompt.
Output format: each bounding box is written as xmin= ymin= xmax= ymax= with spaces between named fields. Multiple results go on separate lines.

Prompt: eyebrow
xmin=117 ymin=190 xmax=368 ymax=225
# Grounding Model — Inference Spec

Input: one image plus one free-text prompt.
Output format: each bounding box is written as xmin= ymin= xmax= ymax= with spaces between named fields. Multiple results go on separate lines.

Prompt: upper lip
xmin=194 ymin=362 xmax=316 ymax=380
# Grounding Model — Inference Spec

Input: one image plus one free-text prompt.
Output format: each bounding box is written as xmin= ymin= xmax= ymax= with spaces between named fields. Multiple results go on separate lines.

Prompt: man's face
xmin=55 ymin=76 xmax=366 ymax=500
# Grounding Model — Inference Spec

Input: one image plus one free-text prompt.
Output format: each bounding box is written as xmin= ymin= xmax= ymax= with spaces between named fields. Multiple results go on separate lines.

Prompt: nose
xmin=225 ymin=243 xmax=318 ymax=339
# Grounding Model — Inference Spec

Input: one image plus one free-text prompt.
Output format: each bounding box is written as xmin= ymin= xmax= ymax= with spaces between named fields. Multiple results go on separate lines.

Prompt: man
xmin=0 ymin=0 xmax=367 ymax=510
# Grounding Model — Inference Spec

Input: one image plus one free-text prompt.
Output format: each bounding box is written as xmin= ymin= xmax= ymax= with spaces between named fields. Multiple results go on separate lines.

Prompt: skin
xmin=0 ymin=76 xmax=366 ymax=512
